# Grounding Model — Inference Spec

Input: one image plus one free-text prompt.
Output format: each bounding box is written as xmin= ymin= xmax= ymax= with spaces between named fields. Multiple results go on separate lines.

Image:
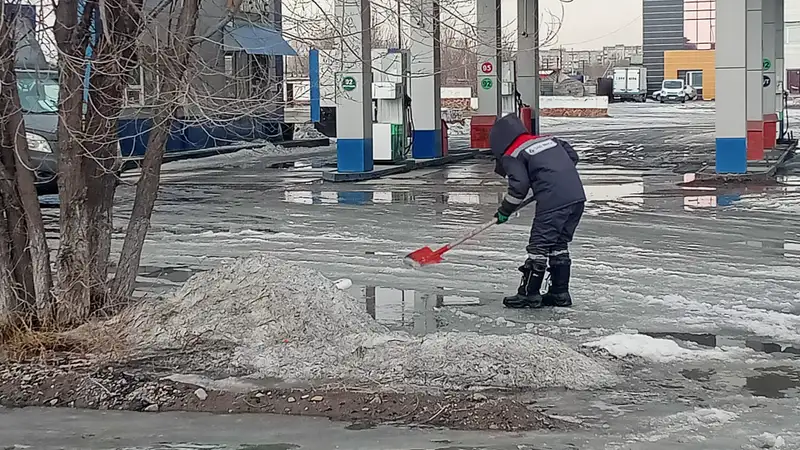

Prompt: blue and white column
xmin=715 ymin=0 xmax=748 ymax=173
xmin=762 ymin=0 xmax=778 ymax=149
xmin=746 ymin=0 xmax=764 ymax=160
xmin=409 ymin=0 xmax=442 ymax=158
xmin=334 ymin=0 xmax=373 ymax=172
xmin=517 ymin=0 xmax=540 ymax=134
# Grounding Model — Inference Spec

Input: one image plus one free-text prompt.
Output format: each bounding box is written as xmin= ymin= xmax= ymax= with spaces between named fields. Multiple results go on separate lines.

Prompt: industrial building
xmin=643 ymin=0 xmax=800 ymax=100
xmin=642 ymin=0 xmax=716 ymax=99
xmin=7 ymin=0 xmax=300 ymax=159
xmin=783 ymin=2 xmax=800 ymax=92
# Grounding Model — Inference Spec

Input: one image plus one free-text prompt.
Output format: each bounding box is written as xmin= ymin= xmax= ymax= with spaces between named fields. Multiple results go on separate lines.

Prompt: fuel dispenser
xmin=501 ymin=60 xmax=517 ymax=117
xmin=371 ymin=48 xmax=410 ymax=164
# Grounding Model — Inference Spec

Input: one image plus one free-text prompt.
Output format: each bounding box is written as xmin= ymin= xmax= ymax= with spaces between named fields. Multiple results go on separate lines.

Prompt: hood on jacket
xmin=489 ymin=113 xmax=529 ymax=177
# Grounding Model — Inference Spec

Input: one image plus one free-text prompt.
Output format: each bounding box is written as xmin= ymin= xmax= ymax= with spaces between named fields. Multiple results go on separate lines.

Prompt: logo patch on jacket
xmin=524 ymin=139 xmax=557 ymax=156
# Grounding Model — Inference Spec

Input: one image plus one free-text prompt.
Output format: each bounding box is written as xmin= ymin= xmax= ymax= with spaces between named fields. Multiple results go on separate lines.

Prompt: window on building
xmin=684 ymin=0 xmax=715 ymax=50
xmin=224 ymin=54 xmax=234 ymax=76
xmin=124 ymin=65 xmax=145 ymax=107
xmin=250 ymin=54 xmax=283 ymax=101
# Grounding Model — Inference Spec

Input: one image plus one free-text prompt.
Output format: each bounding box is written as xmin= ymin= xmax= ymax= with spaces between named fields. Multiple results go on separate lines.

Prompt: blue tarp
xmin=227 ymin=24 xmax=297 ymax=56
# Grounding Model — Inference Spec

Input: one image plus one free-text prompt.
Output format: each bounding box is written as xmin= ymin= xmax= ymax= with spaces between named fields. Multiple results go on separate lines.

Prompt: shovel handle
xmin=443 ymin=195 xmax=535 ymax=251
xmin=444 ymin=218 xmax=497 ymax=250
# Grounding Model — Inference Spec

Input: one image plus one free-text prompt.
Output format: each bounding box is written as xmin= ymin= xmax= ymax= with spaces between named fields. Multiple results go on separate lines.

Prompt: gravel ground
xmin=0 ymin=359 xmax=565 ymax=432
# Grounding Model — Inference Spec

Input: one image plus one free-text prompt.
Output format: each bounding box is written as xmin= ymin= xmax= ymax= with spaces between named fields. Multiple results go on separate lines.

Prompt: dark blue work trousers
xmin=526 ymin=201 xmax=584 ymax=261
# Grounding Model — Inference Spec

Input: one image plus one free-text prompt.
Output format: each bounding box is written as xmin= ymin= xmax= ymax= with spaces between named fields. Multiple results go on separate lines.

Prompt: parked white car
xmin=653 ymin=79 xmax=696 ymax=103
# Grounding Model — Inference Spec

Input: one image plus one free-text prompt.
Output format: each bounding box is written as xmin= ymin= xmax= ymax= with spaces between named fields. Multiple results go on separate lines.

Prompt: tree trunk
xmin=81 ymin=0 xmax=142 ymax=314
xmin=0 ymin=29 xmax=55 ymax=325
xmin=0 ymin=21 xmax=35 ymax=321
xmin=109 ymin=116 xmax=169 ymax=301
xmin=0 ymin=153 xmax=18 ymax=328
xmin=0 ymin=191 xmax=18 ymax=329
xmin=86 ymin=169 xmax=117 ymax=313
xmin=110 ymin=0 xmax=200 ymax=301
xmin=1 ymin=90 xmax=55 ymax=326
xmin=0 ymin=133 xmax=34 ymax=310
xmin=83 ymin=75 xmax=123 ymax=314
xmin=54 ymin=65 xmax=92 ymax=327
xmin=53 ymin=0 xmax=92 ymax=327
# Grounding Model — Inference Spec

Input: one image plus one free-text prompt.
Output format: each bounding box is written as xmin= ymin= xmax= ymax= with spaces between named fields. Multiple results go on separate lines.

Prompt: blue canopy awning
xmin=225 ymin=24 xmax=297 ymax=56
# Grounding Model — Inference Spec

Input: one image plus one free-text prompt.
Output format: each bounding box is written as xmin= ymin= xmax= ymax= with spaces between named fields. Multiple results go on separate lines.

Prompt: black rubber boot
xmin=543 ymin=257 xmax=573 ymax=307
xmin=503 ymin=260 xmax=545 ymax=309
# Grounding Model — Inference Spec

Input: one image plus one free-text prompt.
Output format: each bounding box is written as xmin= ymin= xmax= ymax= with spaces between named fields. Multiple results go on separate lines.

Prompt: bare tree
xmin=110 ymin=0 xmax=203 ymax=300
xmin=50 ymin=0 xmax=144 ymax=326
xmin=0 ymin=0 xmax=569 ymax=342
xmin=0 ymin=7 xmax=54 ymax=329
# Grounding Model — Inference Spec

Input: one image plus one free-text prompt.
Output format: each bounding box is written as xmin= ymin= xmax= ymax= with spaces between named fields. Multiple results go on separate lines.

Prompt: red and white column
xmin=775 ymin=0 xmax=785 ymax=140
xmin=470 ymin=0 xmax=502 ymax=149
xmin=762 ymin=0 xmax=778 ymax=150
xmin=746 ymin=0 xmax=764 ymax=161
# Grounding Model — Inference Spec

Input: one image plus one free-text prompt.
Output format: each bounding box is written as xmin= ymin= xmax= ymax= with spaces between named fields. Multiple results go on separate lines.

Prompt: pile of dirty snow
xmin=446 ymin=119 xmax=470 ymax=136
xmin=117 ymin=255 xmax=617 ymax=391
xmin=293 ymin=123 xmax=327 ymax=140
xmin=159 ymin=142 xmax=335 ymax=173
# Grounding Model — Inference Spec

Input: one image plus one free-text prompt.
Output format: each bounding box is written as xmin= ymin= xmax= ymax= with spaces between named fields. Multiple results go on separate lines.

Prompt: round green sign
xmin=763 ymin=58 xmax=772 ymax=70
xmin=480 ymin=77 xmax=493 ymax=90
xmin=342 ymin=76 xmax=357 ymax=92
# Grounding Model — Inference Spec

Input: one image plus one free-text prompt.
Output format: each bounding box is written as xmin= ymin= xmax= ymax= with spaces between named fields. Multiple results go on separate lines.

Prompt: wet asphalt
xmin=13 ymin=102 xmax=800 ymax=449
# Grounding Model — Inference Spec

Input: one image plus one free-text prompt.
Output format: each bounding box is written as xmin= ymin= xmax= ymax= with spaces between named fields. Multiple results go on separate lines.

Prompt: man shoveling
xmin=489 ymin=114 xmax=586 ymax=309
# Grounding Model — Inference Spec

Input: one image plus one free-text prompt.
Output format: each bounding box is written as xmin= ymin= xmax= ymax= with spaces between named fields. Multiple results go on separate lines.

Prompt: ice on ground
xmin=748 ymin=433 xmax=786 ymax=449
xmin=646 ymin=294 xmax=800 ymax=345
xmin=655 ymin=408 xmax=739 ymax=431
xmin=583 ymin=333 xmax=749 ymax=363
xmin=116 ymin=255 xmax=618 ymax=391
xmin=635 ymin=408 xmax=740 ymax=443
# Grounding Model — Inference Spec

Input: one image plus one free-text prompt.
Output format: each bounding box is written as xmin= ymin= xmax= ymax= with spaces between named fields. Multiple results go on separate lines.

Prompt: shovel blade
xmin=404 ymin=246 xmax=445 ymax=267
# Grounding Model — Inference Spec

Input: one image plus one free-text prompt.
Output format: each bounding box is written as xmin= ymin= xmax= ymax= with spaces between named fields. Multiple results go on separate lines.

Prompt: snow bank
xmin=635 ymin=407 xmax=741 ymax=442
xmin=160 ymin=142 xmax=334 ymax=173
xmin=117 ymin=255 xmax=618 ymax=391
xmin=293 ymin=123 xmax=326 ymax=140
xmin=584 ymin=333 xmax=692 ymax=362
xmin=655 ymin=407 xmax=739 ymax=430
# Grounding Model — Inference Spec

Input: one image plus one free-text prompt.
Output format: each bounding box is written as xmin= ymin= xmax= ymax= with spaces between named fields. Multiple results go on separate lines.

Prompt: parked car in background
xmin=653 ymin=79 xmax=692 ymax=103
xmin=18 ymin=68 xmax=123 ymax=195
xmin=17 ymin=69 xmax=59 ymax=194
xmin=683 ymin=84 xmax=698 ymax=100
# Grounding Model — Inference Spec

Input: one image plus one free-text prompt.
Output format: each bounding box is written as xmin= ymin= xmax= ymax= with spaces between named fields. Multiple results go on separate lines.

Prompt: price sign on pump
xmin=342 ymin=76 xmax=357 ymax=92
xmin=481 ymin=62 xmax=493 ymax=74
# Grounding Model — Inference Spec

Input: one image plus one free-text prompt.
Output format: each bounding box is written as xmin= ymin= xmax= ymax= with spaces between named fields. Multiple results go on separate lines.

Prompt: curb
xmin=120 ymin=138 xmax=331 ymax=172
xmin=321 ymin=150 xmax=482 ymax=182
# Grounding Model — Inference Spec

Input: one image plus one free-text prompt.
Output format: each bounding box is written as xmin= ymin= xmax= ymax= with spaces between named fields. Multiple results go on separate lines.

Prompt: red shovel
xmin=404 ymin=196 xmax=535 ymax=268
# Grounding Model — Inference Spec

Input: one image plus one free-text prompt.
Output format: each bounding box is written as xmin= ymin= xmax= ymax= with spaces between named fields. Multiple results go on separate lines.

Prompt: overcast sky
xmin=285 ymin=0 xmax=644 ymax=51
xmin=503 ymin=0 xmax=643 ymax=50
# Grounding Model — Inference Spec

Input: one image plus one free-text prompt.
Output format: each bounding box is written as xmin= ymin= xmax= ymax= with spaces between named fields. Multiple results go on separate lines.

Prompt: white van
xmin=654 ymin=79 xmax=689 ymax=103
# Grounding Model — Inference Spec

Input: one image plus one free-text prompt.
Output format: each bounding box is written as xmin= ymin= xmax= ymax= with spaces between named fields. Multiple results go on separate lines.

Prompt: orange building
xmin=663 ymin=50 xmax=716 ymax=100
